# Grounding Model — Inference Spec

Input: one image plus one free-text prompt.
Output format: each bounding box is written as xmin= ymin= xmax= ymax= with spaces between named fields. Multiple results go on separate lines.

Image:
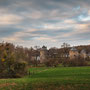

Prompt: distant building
xmin=69 ymin=47 xmax=79 ymax=59
xmin=31 ymin=46 xmax=90 ymax=63
xmin=80 ymin=49 xmax=87 ymax=59
xmin=31 ymin=56 xmax=40 ymax=61
xmin=69 ymin=47 xmax=90 ymax=59
xmin=40 ymin=46 xmax=48 ymax=63
xmin=31 ymin=49 xmax=40 ymax=61
xmin=87 ymin=53 xmax=90 ymax=58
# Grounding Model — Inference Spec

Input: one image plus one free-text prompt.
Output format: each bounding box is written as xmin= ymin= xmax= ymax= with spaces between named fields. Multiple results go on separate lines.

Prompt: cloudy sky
xmin=0 ymin=0 xmax=90 ymax=48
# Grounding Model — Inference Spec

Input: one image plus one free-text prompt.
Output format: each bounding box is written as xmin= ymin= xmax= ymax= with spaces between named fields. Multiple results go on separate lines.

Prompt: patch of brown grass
xmin=0 ymin=83 xmax=17 ymax=88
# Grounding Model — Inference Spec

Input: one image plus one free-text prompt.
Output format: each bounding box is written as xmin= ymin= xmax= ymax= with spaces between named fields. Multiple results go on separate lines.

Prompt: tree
xmin=61 ymin=43 xmax=70 ymax=48
xmin=44 ymin=58 xmax=59 ymax=67
xmin=0 ymin=42 xmax=28 ymax=78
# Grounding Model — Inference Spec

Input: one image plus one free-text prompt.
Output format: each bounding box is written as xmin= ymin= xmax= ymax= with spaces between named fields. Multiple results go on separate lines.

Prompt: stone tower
xmin=40 ymin=46 xmax=48 ymax=63
xmin=69 ymin=47 xmax=79 ymax=59
xmin=80 ymin=49 xmax=87 ymax=59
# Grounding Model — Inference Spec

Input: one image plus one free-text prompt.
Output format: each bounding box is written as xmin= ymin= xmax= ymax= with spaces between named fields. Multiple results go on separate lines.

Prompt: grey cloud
xmin=0 ymin=0 xmax=90 ymax=47
xmin=0 ymin=26 xmax=23 ymax=37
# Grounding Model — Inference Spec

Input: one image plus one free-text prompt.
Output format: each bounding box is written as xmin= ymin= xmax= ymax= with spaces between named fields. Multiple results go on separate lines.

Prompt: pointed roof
xmin=41 ymin=45 xmax=47 ymax=50
xmin=42 ymin=45 xmax=47 ymax=49
xmin=70 ymin=47 xmax=77 ymax=51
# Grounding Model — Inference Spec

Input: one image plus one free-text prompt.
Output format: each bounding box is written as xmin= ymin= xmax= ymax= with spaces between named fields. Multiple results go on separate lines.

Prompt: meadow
xmin=0 ymin=66 xmax=90 ymax=90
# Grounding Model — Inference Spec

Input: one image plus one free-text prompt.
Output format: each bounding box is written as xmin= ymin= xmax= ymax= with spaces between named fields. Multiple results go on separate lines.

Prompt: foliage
xmin=61 ymin=42 xmax=70 ymax=48
xmin=62 ymin=57 xmax=88 ymax=67
xmin=44 ymin=58 xmax=59 ymax=67
xmin=0 ymin=42 xmax=28 ymax=78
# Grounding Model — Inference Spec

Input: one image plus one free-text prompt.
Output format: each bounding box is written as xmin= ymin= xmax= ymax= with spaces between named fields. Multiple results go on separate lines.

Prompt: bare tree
xmin=61 ymin=43 xmax=70 ymax=48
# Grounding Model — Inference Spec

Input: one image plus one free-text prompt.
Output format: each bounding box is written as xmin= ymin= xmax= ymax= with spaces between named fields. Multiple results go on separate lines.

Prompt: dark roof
xmin=70 ymin=47 xmax=77 ymax=51
xmin=42 ymin=45 xmax=47 ymax=49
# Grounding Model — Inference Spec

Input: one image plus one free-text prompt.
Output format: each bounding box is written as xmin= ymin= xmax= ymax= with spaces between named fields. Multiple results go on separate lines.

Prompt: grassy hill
xmin=0 ymin=67 xmax=90 ymax=90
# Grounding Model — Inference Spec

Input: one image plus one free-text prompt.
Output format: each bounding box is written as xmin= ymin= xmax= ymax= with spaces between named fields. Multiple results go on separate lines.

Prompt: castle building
xmin=69 ymin=47 xmax=89 ymax=59
xmin=69 ymin=47 xmax=79 ymax=59
xmin=80 ymin=49 xmax=87 ymax=59
xmin=40 ymin=46 xmax=48 ymax=63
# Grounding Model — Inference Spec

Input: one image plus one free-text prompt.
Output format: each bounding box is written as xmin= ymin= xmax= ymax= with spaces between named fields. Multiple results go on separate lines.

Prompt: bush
xmin=62 ymin=57 xmax=88 ymax=67
xmin=0 ymin=60 xmax=28 ymax=78
xmin=13 ymin=61 xmax=28 ymax=78
xmin=0 ymin=42 xmax=28 ymax=78
xmin=44 ymin=58 xmax=59 ymax=67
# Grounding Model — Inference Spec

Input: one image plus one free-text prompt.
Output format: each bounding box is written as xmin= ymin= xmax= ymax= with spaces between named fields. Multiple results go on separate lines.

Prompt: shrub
xmin=14 ymin=61 xmax=28 ymax=78
xmin=0 ymin=59 xmax=28 ymax=78
xmin=44 ymin=58 xmax=59 ymax=67
xmin=0 ymin=43 xmax=28 ymax=78
xmin=62 ymin=57 xmax=88 ymax=67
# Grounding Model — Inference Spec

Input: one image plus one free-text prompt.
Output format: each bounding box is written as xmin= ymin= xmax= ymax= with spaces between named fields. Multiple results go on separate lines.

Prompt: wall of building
xmin=40 ymin=50 xmax=48 ymax=63
xmin=69 ymin=50 xmax=79 ymax=59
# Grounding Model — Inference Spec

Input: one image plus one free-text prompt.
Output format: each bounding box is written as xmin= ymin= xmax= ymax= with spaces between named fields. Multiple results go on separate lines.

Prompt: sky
xmin=0 ymin=0 xmax=90 ymax=48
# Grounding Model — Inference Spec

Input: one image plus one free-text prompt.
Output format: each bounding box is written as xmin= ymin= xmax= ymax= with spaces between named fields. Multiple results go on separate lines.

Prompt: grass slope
xmin=0 ymin=67 xmax=90 ymax=90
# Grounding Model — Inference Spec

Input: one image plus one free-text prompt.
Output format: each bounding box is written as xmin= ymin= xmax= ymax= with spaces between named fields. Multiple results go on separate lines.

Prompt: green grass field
xmin=0 ymin=66 xmax=90 ymax=90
